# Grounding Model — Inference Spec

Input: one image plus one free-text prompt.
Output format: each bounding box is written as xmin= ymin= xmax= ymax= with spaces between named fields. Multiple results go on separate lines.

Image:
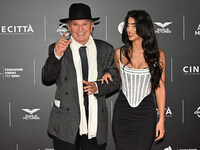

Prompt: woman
xmin=101 ymin=10 xmax=166 ymax=150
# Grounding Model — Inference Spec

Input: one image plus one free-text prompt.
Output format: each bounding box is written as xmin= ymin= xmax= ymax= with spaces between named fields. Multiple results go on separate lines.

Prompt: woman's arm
xmin=155 ymin=49 xmax=166 ymax=141
xmin=98 ymin=48 xmax=121 ymax=84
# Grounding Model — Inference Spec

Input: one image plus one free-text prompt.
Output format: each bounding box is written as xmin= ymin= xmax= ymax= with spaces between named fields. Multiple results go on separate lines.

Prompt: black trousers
xmin=52 ymin=134 xmax=106 ymax=150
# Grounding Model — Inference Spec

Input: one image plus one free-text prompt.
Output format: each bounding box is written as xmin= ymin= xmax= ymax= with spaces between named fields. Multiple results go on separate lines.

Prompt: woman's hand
xmin=98 ymin=72 xmax=113 ymax=84
xmin=155 ymin=119 xmax=165 ymax=141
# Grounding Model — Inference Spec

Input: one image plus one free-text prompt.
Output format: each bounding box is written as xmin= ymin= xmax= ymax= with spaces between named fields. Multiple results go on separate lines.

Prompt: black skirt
xmin=112 ymin=91 xmax=157 ymax=150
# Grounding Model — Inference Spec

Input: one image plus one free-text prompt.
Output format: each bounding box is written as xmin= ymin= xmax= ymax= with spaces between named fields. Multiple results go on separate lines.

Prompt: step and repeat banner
xmin=0 ymin=0 xmax=200 ymax=150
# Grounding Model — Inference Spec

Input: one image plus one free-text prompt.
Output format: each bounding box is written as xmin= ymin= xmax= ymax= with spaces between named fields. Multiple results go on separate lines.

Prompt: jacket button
xmin=65 ymin=92 xmax=68 ymax=95
xmin=67 ymin=108 xmax=70 ymax=111
xmin=65 ymin=77 xmax=67 ymax=80
xmin=102 ymin=110 xmax=104 ymax=112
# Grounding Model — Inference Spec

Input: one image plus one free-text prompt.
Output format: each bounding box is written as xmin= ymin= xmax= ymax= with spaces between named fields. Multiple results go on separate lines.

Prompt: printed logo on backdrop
xmin=0 ymin=24 xmax=34 ymax=35
xmin=183 ymin=66 xmax=200 ymax=75
xmin=164 ymin=146 xmax=172 ymax=150
xmin=194 ymin=106 xmax=200 ymax=118
xmin=195 ymin=24 xmax=200 ymax=35
xmin=22 ymin=108 xmax=40 ymax=120
xmin=118 ymin=22 xmax=124 ymax=34
xmin=156 ymin=106 xmax=172 ymax=117
xmin=164 ymin=146 xmax=197 ymax=150
xmin=57 ymin=23 xmax=70 ymax=38
xmin=1 ymin=67 xmax=24 ymax=79
xmin=154 ymin=22 xmax=172 ymax=34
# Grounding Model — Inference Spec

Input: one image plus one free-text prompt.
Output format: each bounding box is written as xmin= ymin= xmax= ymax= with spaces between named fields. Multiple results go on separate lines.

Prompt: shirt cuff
xmin=94 ymin=82 xmax=99 ymax=94
xmin=54 ymin=48 xmax=64 ymax=60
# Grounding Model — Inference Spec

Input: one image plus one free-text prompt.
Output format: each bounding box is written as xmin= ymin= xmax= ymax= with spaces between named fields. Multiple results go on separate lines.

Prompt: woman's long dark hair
xmin=122 ymin=10 xmax=162 ymax=90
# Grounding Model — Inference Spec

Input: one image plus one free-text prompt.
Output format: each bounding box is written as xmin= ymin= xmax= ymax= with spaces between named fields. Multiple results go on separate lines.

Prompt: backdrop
xmin=0 ymin=0 xmax=200 ymax=150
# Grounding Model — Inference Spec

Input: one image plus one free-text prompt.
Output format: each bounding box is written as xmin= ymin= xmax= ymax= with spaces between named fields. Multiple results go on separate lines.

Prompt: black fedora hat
xmin=59 ymin=3 xmax=100 ymax=24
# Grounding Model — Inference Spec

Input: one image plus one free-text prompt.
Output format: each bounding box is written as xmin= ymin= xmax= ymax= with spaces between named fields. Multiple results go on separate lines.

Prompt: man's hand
xmin=83 ymin=80 xmax=97 ymax=95
xmin=55 ymin=33 xmax=72 ymax=56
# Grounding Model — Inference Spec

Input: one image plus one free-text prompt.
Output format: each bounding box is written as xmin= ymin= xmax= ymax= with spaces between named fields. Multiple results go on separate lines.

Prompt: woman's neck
xmin=131 ymin=39 xmax=143 ymax=53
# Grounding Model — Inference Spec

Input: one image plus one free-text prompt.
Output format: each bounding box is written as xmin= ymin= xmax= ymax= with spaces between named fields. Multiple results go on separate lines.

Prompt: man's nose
xmin=78 ymin=25 xmax=83 ymax=31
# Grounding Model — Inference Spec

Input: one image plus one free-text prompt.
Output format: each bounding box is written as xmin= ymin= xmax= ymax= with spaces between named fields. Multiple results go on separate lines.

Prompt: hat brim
xmin=59 ymin=17 xmax=100 ymax=24
xmin=59 ymin=21 xmax=100 ymax=29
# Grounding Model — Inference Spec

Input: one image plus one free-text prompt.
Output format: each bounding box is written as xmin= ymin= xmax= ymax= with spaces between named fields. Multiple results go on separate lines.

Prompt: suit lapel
xmin=95 ymin=40 xmax=104 ymax=79
xmin=62 ymin=46 xmax=80 ymax=107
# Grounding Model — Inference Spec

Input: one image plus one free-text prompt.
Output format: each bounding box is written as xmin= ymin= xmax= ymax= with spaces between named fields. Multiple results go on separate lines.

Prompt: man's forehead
xmin=68 ymin=19 xmax=93 ymax=24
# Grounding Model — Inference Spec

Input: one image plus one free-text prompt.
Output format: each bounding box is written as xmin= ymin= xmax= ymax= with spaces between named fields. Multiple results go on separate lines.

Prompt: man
xmin=42 ymin=3 xmax=120 ymax=150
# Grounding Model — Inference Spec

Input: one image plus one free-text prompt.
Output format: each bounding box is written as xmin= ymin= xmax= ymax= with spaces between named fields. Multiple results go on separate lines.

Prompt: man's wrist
xmin=94 ymin=82 xmax=99 ymax=94
xmin=54 ymin=48 xmax=64 ymax=60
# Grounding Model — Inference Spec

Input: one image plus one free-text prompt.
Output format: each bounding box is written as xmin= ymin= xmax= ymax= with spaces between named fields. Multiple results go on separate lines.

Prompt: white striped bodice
xmin=120 ymin=60 xmax=152 ymax=107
